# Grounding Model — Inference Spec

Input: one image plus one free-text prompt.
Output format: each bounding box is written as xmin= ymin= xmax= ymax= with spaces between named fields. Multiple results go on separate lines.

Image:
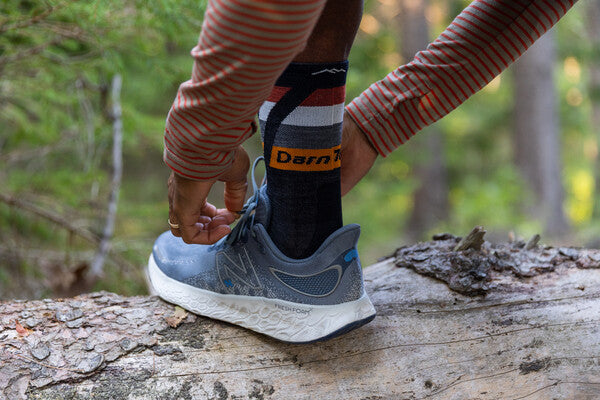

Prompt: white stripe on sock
xmin=259 ymin=102 xmax=345 ymax=127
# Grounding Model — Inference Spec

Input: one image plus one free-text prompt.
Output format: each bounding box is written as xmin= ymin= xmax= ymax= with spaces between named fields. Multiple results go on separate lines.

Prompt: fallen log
xmin=1 ymin=231 xmax=600 ymax=399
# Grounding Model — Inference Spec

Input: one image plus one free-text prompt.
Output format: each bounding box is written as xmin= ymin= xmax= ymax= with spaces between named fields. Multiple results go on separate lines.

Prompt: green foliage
xmin=1 ymin=0 xmax=598 ymax=297
xmin=0 ymin=0 xmax=205 ymax=298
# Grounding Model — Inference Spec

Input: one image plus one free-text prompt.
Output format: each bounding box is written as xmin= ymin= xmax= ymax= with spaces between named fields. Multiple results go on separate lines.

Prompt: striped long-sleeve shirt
xmin=164 ymin=0 xmax=577 ymax=180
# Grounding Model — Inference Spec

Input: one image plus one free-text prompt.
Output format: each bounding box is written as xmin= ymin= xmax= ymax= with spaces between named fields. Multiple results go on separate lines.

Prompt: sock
xmin=259 ymin=61 xmax=347 ymax=259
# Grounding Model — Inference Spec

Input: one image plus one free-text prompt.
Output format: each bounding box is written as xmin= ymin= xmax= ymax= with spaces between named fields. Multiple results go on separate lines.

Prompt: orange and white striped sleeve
xmin=163 ymin=0 xmax=326 ymax=180
xmin=346 ymin=0 xmax=578 ymax=156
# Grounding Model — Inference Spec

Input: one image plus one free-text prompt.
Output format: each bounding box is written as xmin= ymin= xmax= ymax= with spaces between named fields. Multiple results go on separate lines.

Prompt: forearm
xmin=164 ymin=0 xmax=326 ymax=180
xmin=346 ymin=0 xmax=578 ymax=156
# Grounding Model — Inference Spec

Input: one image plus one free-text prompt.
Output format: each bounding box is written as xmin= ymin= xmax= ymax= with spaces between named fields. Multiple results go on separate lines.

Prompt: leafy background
xmin=1 ymin=0 xmax=598 ymax=300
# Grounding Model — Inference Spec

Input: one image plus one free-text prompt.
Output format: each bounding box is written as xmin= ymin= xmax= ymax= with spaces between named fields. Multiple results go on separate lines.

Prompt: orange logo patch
xmin=270 ymin=145 xmax=341 ymax=171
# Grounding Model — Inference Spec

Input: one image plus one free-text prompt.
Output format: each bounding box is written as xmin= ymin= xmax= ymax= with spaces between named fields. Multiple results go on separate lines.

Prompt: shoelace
xmin=223 ymin=156 xmax=265 ymax=246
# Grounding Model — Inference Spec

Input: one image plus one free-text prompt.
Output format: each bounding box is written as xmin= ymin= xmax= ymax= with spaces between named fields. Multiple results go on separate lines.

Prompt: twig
xmin=454 ymin=226 xmax=487 ymax=252
xmin=0 ymin=130 xmax=78 ymax=164
xmin=525 ymin=234 xmax=541 ymax=250
xmin=0 ymin=192 xmax=99 ymax=244
xmin=0 ymin=192 xmax=133 ymax=272
xmin=88 ymin=74 xmax=123 ymax=281
xmin=36 ymin=20 xmax=89 ymax=41
xmin=0 ymin=38 xmax=63 ymax=67
xmin=0 ymin=4 xmax=59 ymax=34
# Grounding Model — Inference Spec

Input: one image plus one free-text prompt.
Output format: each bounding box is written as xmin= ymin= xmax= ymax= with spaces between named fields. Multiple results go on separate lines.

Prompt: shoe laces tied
xmin=224 ymin=157 xmax=265 ymax=246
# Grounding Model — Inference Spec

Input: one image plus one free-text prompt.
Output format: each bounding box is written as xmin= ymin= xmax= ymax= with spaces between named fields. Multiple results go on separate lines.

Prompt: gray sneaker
xmin=147 ymin=158 xmax=376 ymax=343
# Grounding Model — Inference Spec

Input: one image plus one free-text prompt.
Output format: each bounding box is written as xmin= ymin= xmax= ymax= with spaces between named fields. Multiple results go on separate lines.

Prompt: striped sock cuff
xmin=260 ymin=61 xmax=347 ymax=172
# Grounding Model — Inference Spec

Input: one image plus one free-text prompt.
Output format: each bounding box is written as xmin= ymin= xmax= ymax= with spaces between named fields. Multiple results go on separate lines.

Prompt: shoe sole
xmin=147 ymin=254 xmax=376 ymax=343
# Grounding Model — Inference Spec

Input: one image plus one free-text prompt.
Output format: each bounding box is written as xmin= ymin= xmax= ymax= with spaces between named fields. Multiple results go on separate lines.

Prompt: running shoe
xmin=147 ymin=158 xmax=376 ymax=343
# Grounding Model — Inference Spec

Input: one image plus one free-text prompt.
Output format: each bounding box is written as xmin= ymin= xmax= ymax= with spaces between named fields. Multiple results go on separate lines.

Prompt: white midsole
xmin=147 ymin=254 xmax=376 ymax=343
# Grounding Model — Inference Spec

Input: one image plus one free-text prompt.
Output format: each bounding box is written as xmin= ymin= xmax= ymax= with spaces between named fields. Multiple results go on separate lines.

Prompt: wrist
xmin=343 ymin=113 xmax=377 ymax=160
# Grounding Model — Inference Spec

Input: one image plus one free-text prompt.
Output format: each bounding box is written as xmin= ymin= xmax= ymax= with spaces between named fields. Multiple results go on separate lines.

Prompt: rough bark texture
xmin=2 ymin=232 xmax=600 ymax=399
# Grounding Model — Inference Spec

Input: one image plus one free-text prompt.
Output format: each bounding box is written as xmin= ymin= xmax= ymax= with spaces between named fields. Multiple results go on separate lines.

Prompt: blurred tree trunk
xmin=512 ymin=31 xmax=569 ymax=236
xmin=398 ymin=0 xmax=449 ymax=240
xmin=587 ymin=0 xmax=600 ymax=219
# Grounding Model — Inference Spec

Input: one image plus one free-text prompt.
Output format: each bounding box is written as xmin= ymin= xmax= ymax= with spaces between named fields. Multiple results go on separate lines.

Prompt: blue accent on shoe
xmin=344 ymin=249 xmax=358 ymax=262
xmin=223 ymin=279 xmax=233 ymax=288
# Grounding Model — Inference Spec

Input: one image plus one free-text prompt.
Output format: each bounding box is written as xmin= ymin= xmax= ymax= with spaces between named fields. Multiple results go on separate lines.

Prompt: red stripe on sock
xmin=267 ymin=86 xmax=292 ymax=102
xmin=300 ymin=87 xmax=345 ymax=106
xmin=266 ymin=86 xmax=345 ymax=105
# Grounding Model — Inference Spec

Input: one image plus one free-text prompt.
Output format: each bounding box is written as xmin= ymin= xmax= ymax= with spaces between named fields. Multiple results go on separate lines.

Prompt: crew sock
xmin=259 ymin=61 xmax=347 ymax=259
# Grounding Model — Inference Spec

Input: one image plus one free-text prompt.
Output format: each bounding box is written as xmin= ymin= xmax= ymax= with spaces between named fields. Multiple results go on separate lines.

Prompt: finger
xmin=224 ymin=178 xmax=248 ymax=213
xmin=178 ymin=202 xmax=219 ymax=242
xmin=215 ymin=208 xmax=238 ymax=224
xmin=189 ymin=224 xmax=232 ymax=245
xmin=168 ymin=207 xmax=182 ymax=238
xmin=197 ymin=215 xmax=211 ymax=224
xmin=170 ymin=220 xmax=182 ymax=237
xmin=178 ymin=200 xmax=217 ymax=244
xmin=179 ymin=211 xmax=221 ymax=243
xmin=170 ymin=173 xmax=216 ymax=243
xmin=221 ymin=146 xmax=250 ymax=213
xmin=200 ymin=202 xmax=218 ymax=218
xmin=205 ymin=214 xmax=236 ymax=231
xmin=167 ymin=173 xmax=182 ymax=237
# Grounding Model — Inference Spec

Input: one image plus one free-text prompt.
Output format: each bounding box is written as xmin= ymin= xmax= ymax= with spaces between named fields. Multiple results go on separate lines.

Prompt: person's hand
xmin=168 ymin=146 xmax=250 ymax=244
xmin=340 ymin=112 xmax=378 ymax=196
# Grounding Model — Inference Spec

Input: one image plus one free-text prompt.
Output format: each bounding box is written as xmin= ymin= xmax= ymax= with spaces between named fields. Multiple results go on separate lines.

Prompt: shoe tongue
xmin=253 ymin=185 xmax=270 ymax=228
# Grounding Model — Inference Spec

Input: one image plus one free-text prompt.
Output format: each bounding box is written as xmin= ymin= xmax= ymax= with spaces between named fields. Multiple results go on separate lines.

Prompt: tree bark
xmin=512 ymin=31 xmax=569 ymax=236
xmin=2 ymin=231 xmax=600 ymax=399
xmin=398 ymin=0 xmax=449 ymax=240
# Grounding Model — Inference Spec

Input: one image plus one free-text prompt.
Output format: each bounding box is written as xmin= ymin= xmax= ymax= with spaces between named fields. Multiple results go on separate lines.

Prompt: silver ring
xmin=168 ymin=219 xmax=179 ymax=229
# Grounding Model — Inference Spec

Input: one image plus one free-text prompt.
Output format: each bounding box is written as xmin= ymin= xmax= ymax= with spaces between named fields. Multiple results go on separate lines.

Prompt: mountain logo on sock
xmin=269 ymin=265 xmax=342 ymax=297
xmin=270 ymin=145 xmax=341 ymax=172
xmin=311 ymin=68 xmax=347 ymax=76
